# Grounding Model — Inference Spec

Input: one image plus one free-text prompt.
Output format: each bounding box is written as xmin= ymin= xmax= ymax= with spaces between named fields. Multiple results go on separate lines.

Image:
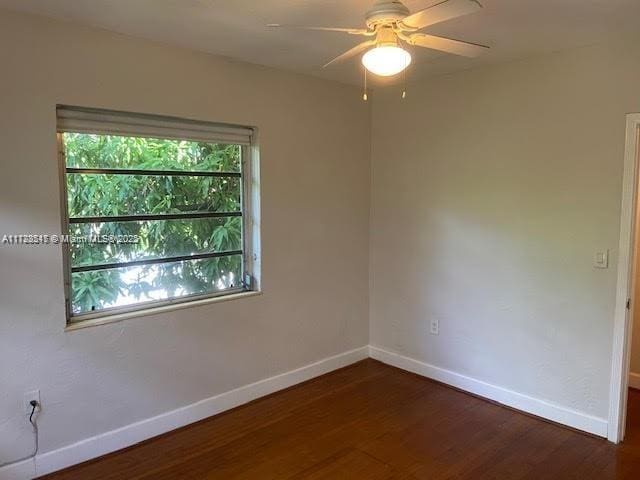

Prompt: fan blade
xmin=401 ymin=0 xmax=482 ymax=30
xmin=323 ymin=40 xmax=376 ymax=68
xmin=267 ymin=24 xmax=370 ymax=35
xmin=408 ymin=33 xmax=488 ymax=57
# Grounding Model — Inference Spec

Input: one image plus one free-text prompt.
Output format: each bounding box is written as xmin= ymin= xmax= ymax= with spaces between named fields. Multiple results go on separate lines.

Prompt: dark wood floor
xmin=41 ymin=359 xmax=640 ymax=479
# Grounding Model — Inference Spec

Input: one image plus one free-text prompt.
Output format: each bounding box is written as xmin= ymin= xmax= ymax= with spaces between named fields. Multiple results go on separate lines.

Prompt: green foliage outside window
xmin=63 ymin=133 xmax=243 ymax=316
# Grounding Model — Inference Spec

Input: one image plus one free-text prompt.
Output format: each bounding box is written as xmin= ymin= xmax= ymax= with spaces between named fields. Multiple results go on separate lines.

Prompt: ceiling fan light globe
xmin=362 ymin=46 xmax=411 ymax=76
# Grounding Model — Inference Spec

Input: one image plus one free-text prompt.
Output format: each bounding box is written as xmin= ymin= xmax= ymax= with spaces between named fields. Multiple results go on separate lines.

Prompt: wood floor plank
xmin=292 ymin=449 xmax=396 ymax=480
xmin=39 ymin=360 xmax=640 ymax=480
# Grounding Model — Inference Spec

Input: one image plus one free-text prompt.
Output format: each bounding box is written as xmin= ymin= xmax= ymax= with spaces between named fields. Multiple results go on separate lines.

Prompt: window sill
xmin=65 ymin=290 xmax=263 ymax=332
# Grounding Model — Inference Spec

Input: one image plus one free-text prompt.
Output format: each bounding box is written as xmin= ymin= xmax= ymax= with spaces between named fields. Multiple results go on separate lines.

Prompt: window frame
xmin=56 ymin=106 xmax=260 ymax=326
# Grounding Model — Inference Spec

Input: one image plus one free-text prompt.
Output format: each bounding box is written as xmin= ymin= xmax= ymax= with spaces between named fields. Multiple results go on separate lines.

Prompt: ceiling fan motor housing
xmin=365 ymin=0 xmax=411 ymax=29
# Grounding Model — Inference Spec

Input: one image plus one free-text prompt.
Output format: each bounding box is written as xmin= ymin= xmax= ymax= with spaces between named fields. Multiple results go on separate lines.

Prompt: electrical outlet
xmin=430 ymin=318 xmax=439 ymax=335
xmin=24 ymin=390 xmax=40 ymax=415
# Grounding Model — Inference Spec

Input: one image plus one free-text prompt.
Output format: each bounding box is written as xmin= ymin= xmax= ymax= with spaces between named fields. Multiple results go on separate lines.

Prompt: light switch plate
xmin=594 ymin=250 xmax=609 ymax=269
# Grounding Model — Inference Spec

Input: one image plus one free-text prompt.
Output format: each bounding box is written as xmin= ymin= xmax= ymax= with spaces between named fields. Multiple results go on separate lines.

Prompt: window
xmin=57 ymin=106 xmax=259 ymax=324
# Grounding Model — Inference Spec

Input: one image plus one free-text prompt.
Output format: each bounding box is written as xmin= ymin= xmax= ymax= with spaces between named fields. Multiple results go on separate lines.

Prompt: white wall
xmin=370 ymin=40 xmax=640 ymax=421
xmin=0 ymin=10 xmax=370 ymax=464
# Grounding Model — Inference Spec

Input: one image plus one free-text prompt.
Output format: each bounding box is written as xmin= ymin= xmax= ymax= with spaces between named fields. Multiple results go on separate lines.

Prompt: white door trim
xmin=608 ymin=113 xmax=640 ymax=443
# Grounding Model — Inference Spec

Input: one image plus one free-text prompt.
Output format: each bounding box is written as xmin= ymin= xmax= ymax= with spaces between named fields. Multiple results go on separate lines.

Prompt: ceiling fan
xmin=268 ymin=0 xmax=489 ymax=77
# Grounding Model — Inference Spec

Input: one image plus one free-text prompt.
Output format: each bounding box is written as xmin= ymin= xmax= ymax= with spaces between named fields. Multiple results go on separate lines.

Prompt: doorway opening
xmin=609 ymin=113 xmax=640 ymax=443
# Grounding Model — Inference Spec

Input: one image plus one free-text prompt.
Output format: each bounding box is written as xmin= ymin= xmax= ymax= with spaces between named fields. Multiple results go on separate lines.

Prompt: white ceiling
xmin=1 ymin=0 xmax=639 ymax=86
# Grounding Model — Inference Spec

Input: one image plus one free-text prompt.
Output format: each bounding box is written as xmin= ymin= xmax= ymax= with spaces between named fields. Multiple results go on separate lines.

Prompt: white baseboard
xmin=630 ymin=372 xmax=640 ymax=390
xmin=368 ymin=346 xmax=608 ymax=438
xmin=0 ymin=346 xmax=368 ymax=480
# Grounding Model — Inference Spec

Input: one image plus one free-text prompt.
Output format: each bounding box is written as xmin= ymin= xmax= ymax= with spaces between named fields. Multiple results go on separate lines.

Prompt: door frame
xmin=609 ymin=113 xmax=640 ymax=443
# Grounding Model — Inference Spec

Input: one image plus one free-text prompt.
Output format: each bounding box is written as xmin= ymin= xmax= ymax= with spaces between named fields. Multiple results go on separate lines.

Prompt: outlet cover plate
xmin=430 ymin=318 xmax=439 ymax=335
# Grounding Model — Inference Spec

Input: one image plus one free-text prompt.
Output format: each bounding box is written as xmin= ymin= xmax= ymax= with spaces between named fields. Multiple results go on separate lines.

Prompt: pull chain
xmin=401 ymin=53 xmax=407 ymax=99
xmin=363 ymin=66 xmax=368 ymax=101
